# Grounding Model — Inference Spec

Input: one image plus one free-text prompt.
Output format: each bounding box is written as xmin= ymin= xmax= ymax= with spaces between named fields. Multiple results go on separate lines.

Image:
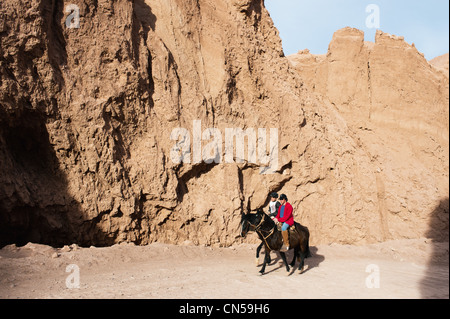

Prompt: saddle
xmin=276 ymin=223 xmax=297 ymax=234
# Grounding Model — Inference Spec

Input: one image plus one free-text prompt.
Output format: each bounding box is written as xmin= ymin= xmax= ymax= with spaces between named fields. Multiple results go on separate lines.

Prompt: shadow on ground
xmin=258 ymin=246 xmax=325 ymax=275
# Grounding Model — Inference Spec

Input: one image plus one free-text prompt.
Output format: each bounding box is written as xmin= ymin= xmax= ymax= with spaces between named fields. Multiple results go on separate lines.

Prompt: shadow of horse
xmin=257 ymin=246 xmax=325 ymax=275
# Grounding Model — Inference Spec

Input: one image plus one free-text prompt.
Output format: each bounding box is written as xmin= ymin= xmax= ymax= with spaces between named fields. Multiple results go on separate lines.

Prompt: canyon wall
xmin=289 ymin=27 xmax=449 ymax=242
xmin=0 ymin=2 xmax=447 ymax=247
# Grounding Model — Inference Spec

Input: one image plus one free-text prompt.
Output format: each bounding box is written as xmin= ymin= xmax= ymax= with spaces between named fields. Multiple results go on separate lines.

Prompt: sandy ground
xmin=0 ymin=238 xmax=448 ymax=299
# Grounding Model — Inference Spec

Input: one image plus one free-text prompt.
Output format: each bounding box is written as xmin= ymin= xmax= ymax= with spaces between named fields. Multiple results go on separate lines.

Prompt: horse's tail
xmin=305 ymin=238 xmax=312 ymax=258
xmin=295 ymin=222 xmax=312 ymax=258
xmin=304 ymin=226 xmax=312 ymax=258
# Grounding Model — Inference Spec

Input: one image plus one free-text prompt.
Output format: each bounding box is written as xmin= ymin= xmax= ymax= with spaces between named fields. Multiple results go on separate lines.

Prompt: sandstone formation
xmin=289 ymin=27 xmax=449 ymax=242
xmin=430 ymin=53 xmax=449 ymax=74
xmin=0 ymin=2 xmax=448 ymax=248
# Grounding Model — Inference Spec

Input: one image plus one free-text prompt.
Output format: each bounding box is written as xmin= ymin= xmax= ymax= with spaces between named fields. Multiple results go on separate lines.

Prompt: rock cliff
xmin=0 ymin=2 xmax=447 ymax=247
xmin=289 ymin=27 xmax=449 ymax=242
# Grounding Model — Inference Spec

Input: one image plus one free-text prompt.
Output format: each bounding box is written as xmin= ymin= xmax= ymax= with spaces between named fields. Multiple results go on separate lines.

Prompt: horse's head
xmin=240 ymin=213 xmax=251 ymax=238
xmin=240 ymin=210 xmax=266 ymax=237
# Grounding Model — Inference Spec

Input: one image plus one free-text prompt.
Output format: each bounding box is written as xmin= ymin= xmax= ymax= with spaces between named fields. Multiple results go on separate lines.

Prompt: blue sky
xmin=265 ymin=0 xmax=449 ymax=60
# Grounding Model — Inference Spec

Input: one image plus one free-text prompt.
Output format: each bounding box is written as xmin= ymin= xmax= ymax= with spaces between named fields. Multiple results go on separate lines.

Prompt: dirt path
xmin=0 ymin=239 xmax=448 ymax=299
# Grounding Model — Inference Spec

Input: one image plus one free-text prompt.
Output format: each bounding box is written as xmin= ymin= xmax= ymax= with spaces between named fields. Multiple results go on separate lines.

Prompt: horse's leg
xmin=266 ymin=246 xmax=272 ymax=264
xmin=279 ymin=252 xmax=290 ymax=272
xmin=255 ymin=242 xmax=264 ymax=266
xmin=259 ymin=247 xmax=270 ymax=275
xmin=298 ymin=251 xmax=306 ymax=273
xmin=298 ymin=231 xmax=311 ymax=273
xmin=290 ymin=247 xmax=298 ymax=267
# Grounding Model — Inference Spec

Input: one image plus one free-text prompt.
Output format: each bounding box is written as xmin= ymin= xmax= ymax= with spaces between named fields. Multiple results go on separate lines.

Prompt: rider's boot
xmin=281 ymin=230 xmax=290 ymax=252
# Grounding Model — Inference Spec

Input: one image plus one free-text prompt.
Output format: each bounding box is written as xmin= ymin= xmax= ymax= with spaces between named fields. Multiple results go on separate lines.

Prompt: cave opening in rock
xmin=0 ymin=109 xmax=74 ymax=248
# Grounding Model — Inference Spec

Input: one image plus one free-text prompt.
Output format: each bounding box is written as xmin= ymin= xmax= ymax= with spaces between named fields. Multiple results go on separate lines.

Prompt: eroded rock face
xmin=0 ymin=4 xmax=447 ymax=247
xmin=289 ymin=27 xmax=449 ymax=242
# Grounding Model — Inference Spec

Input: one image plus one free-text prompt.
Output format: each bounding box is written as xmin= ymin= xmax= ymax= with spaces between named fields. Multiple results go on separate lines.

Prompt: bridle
xmin=244 ymin=213 xmax=276 ymax=250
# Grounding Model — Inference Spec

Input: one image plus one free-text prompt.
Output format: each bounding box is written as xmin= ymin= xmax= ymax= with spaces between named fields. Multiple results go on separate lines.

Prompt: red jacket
xmin=276 ymin=202 xmax=294 ymax=226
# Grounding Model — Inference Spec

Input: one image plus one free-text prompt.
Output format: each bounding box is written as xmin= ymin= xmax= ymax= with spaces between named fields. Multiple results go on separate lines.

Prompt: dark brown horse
xmin=240 ymin=210 xmax=311 ymax=275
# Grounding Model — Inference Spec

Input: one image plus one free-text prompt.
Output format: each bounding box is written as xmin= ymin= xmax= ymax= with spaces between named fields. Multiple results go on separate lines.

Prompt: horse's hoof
xmin=298 ymin=266 xmax=305 ymax=274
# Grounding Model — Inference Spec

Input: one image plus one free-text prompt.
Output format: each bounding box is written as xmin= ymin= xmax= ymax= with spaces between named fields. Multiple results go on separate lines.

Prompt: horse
xmin=240 ymin=210 xmax=311 ymax=275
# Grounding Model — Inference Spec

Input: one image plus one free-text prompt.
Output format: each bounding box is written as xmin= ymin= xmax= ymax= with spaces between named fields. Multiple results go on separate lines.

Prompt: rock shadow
xmin=0 ymin=109 xmax=84 ymax=248
xmin=420 ymin=198 xmax=449 ymax=299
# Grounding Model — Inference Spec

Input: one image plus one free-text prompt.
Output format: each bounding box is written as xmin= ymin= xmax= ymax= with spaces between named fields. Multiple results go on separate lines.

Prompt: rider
xmin=267 ymin=192 xmax=281 ymax=219
xmin=273 ymin=194 xmax=294 ymax=252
